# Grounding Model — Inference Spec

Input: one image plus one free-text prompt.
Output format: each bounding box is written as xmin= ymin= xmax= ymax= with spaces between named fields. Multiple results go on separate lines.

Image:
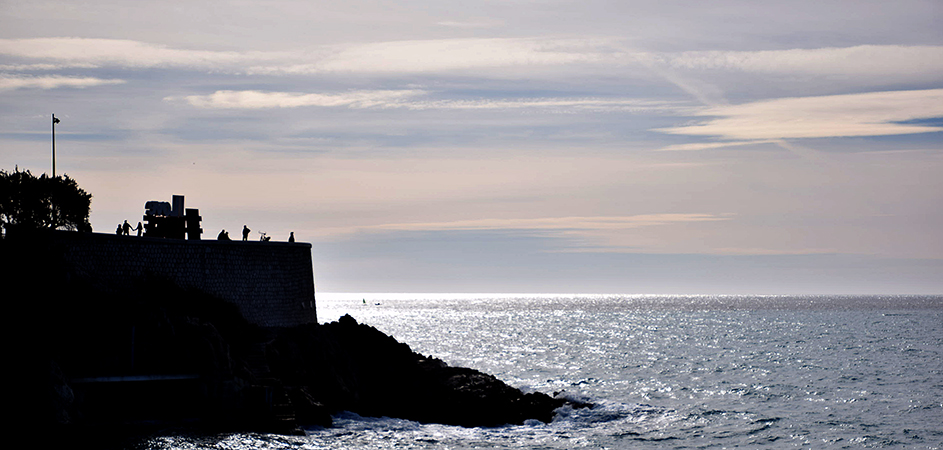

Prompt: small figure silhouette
xmin=134 ymin=221 xmax=143 ymax=237
xmin=242 ymin=225 xmax=250 ymax=241
xmin=122 ymin=220 xmax=131 ymax=236
xmin=259 ymin=231 xmax=271 ymax=242
xmin=116 ymin=224 xmax=122 ymax=235
xmin=288 ymin=231 xmax=295 ymax=243
xmin=218 ymin=229 xmax=231 ymax=241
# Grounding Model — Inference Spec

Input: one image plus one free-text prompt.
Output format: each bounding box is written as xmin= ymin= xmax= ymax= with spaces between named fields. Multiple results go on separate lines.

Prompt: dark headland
xmin=3 ymin=230 xmax=588 ymax=448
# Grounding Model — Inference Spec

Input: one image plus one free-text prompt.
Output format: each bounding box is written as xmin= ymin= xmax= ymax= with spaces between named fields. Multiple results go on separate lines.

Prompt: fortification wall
xmin=16 ymin=231 xmax=316 ymax=327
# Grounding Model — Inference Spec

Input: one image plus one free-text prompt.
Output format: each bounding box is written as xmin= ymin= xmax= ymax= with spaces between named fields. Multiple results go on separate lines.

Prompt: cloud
xmin=0 ymin=38 xmax=281 ymax=71
xmin=249 ymin=37 xmax=617 ymax=75
xmin=709 ymin=247 xmax=840 ymax=256
xmin=656 ymin=45 xmax=943 ymax=79
xmin=0 ymin=37 xmax=617 ymax=75
xmin=401 ymin=97 xmax=684 ymax=112
xmin=657 ymin=140 xmax=781 ymax=151
xmin=657 ymin=89 xmax=943 ymax=140
xmin=309 ymin=214 xmax=743 ymax=256
xmin=0 ymin=63 xmax=92 ymax=71
xmin=323 ymin=214 xmax=731 ymax=235
xmin=435 ymin=19 xmax=503 ymax=29
xmin=172 ymin=89 xmax=425 ymax=109
xmin=171 ymin=89 xmax=685 ymax=112
xmin=3 ymin=38 xmax=941 ymax=84
xmin=0 ymin=74 xmax=125 ymax=90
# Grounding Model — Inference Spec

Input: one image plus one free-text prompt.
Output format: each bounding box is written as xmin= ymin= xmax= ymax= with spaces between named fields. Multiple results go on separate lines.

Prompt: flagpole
xmin=52 ymin=114 xmax=57 ymax=177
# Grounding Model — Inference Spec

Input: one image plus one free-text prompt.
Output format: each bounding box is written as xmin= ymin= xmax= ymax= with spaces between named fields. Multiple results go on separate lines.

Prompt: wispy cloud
xmin=657 ymin=89 xmax=943 ymax=140
xmin=0 ymin=63 xmax=94 ymax=71
xmin=657 ymin=140 xmax=781 ymax=151
xmin=0 ymin=37 xmax=616 ymax=75
xmin=435 ymin=19 xmax=503 ymax=29
xmin=0 ymin=38 xmax=273 ymax=70
xmin=400 ymin=97 xmax=684 ymax=112
xmin=249 ymin=37 xmax=617 ymax=75
xmin=3 ymin=38 xmax=941 ymax=83
xmin=655 ymin=45 xmax=943 ymax=79
xmin=710 ymin=247 xmax=840 ymax=256
xmin=310 ymin=214 xmax=744 ymax=255
xmin=172 ymin=89 xmax=425 ymax=109
xmin=0 ymin=74 xmax=125 ymax=90
xmin=171 ymin=89 xmax=686 ymax=112
xmin=323 ymin=214 xmax=731 ymax=235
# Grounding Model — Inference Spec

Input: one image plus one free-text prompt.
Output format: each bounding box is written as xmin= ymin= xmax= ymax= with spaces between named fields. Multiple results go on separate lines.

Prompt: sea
xmin=141 ymin=294 xmax=942 ymax=449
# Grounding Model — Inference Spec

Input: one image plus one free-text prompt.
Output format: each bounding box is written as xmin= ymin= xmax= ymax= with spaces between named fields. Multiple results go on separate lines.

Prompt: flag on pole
xmin=53 ymin=117 xmax=60 ymax=124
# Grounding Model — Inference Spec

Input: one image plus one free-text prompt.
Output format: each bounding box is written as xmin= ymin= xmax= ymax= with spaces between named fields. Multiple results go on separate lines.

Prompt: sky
xmin=2 ymin=0 xmax=942 ymax=294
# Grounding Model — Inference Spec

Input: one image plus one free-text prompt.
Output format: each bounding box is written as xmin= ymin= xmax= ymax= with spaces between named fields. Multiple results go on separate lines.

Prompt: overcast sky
xmin=2 ymin=0 xmax=942 ymax=294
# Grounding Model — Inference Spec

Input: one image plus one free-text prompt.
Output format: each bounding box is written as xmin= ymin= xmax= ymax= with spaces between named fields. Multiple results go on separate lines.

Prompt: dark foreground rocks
xmin=270 ymin=314 xmax=575 ymax=428
xmin=8 ymin=271 xmax=588 ymax=439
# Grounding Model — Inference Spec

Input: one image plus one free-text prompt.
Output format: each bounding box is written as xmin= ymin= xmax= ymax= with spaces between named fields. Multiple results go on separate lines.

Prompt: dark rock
xmin=7 ymin=251 xmax=589 ymax=433
xmin=265 ymin=314 xmax=581 ymax=427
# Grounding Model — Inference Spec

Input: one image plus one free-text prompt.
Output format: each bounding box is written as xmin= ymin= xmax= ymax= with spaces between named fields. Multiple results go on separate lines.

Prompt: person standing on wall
xmin=242 ymin=225 xmax=250 ymax=241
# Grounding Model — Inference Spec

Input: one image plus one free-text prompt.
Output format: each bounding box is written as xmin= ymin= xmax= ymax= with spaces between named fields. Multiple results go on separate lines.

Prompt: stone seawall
xmin=18 ymin=231 xmax=316 ymax=327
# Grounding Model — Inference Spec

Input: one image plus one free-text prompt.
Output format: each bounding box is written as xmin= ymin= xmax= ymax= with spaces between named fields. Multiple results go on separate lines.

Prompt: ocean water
xmin=143 ymin=294 xmax=943 ymax=449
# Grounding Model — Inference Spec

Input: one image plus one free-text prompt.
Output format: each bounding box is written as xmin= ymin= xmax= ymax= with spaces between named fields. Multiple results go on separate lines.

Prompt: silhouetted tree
xmin=0 ymin=167 xmax=92 ymax=233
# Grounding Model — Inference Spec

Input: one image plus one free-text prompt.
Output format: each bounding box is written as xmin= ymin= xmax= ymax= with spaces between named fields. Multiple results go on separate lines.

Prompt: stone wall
xmin=18 ymin=231 xmax=316 ymax=327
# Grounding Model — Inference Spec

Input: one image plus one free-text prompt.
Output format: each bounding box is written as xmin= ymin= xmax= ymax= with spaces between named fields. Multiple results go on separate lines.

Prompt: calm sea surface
xmin=142 ymin=294 xmax=942 ymax=449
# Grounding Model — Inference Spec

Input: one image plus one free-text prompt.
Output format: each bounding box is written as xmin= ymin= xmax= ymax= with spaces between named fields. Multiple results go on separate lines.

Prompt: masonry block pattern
xmin=35 ymin=232 xmax=317 ymax=327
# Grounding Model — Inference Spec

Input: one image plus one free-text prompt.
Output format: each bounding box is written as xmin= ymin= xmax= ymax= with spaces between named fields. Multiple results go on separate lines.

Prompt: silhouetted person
xmin=218 ymin=229 xmax=231 ymax=241
xmin=242 ymin=225 xmax=250 ymax=241
xmin=134 ymin=221 xmax=143 ymax=237
xmin=116 ymin=224 xmax=122 ymax=235
xmin=288 ymin=231 xmax=295 ymax=243
xmin=122 ymin=220 xmax=131 ymax=236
